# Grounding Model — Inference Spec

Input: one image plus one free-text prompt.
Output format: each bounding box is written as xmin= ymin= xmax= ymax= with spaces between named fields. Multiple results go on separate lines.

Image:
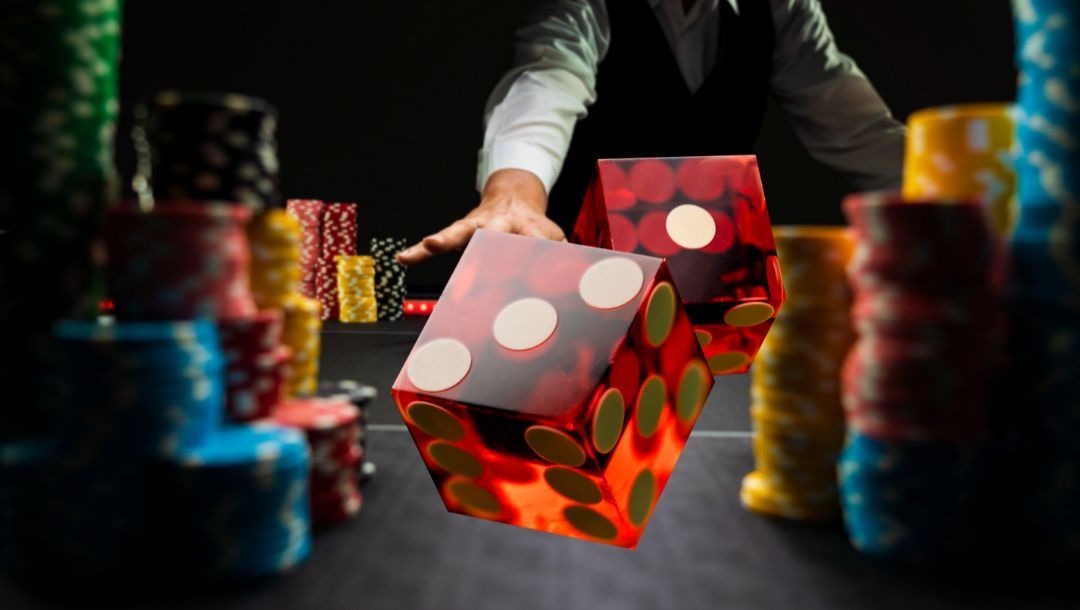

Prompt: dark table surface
xmin=2 ymin=320 xmax=1077 ymax=610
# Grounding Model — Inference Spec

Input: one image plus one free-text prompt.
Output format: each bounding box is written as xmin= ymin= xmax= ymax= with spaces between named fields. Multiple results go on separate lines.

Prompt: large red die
xmin=391 ymin=230 xmax=713 ymax=547
xmin=572 ymin=156 xmax=784 ymax=375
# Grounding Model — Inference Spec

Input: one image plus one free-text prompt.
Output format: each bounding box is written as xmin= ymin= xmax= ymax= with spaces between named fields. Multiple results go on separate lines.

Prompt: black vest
xmin=548 ymin=0 xmax=775 ymax=233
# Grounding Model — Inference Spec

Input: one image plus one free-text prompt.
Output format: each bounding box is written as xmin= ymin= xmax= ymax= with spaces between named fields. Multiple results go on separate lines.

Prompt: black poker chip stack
xmin=370 ymin=237 xmax=407 ymax=321
xmin=133 ymin=91 xmax=280 ymax=210
xmin=316 ymin=380 xmax=377 ymax=483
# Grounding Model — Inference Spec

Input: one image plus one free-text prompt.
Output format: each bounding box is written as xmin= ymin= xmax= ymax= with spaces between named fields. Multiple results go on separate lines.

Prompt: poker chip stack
xmin=839 ymin=193 xmax=1003 ymax=562
xmin=148 ymin=424 xmax=313 ymax=578
xmin=742 ymin=226 xmax=854 ymax=521
xmin=315 ymin=203 xmax=359 ymax=320
xmin=317 ymin=380 xmax=378 ymax=483
xmin=105 ymin=203 xmax=257 ymax=320
xmin=218 ymin=311 xmax=291 ymax=422
xmin=248 ymin=209 xmax=304 ymax=307
xmin=337 ymin=255 xmax=378 ymax=323
xmin=371 ymin=237 xmax=408 ymax=321
xmin=1008 ymin=0 xmax=1080 ymax=564
xmin=273 ymin=398 xmax=363 ymax=527
xmin=903 ymin=104 xmax=1017 ymax=234
xmin=286 ymin=199 xmax=325 ymax=298
xmin=0 ymin=0 xmax=123 ymax=434
xmin=134 ymin=91 xmax=280 ymax=210
xmin=247 ymin=209 xmax=322 ymax=398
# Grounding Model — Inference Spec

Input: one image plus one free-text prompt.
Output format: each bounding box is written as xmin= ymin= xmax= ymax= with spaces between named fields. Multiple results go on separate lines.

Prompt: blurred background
xmin=117 ymin=0 xmax=1017 ymax=291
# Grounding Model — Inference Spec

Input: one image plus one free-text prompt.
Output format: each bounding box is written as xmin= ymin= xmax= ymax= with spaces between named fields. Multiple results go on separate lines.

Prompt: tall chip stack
xmin=337 ymin=255 xmax=378 ymax=323
xmin=1008 ymin=0 xmax=1080 ymax=564
xmin=315 ymin=203 xmax=359 ymax=321
xmin=286 ymin=199 xmax=325 ymax=298
xmin=902 ymin=104 xmax=1017 ymax=235
xmin=274 ymin=398 xmax=364 ymax=527
xmin=742 ymin=227 xmax=854 ymax=521
xmin=247 ymin=209 xmax=322 ymax=398
xmin=371 ymin=237 xmax=408 ymax=321
xmin=0 ymin=0 xmax=124 ymax=435
xmin=840 ymin=193 xmax=1004 ymax=563
xmin=218 ymin=311 xmax=290 ymax=422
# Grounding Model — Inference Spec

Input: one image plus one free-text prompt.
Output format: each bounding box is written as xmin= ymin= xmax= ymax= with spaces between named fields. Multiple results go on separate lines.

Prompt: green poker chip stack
xmin=0 ymin=0 xmax=123 ymax=436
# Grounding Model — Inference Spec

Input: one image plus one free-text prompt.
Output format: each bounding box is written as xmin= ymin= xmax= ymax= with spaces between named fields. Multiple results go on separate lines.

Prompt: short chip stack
xmin=317 ymin=380 xmax=378 ymax=483
xmin=371 ymin=237 xmax=408 ymax=321
xmin=105 ymin=203 xmax=257 ymax=320
xmin=285 ymin=199 xmax=325 ymax=297
xmin=337 ymin=255 xmax=378 ymax=323
xmin=281 ymin=293 xmax=322 ymax=397
xmin=0 ymin=0 xmax=123 ymax=434
xmin=218 ymin=311 xmax=290 ymax=422
xmin=742 ymin=226 xmax=854 ymax=521
xmin=902 ymin=104 xmax=1017 ymax=234
xmin=274 ymin=398 xmax=364 ymax=527
xmin=134 ymin=91 xmax=280 ymax=210
xmin=248 ymin=209 xmax=304 ymax=307
xmin=1008 ymin=0 xmax=1080 ymax=564
xmin=315 ymin=203 xmax=359 ymax=320
xmin=148 ymin=424 xmax=312 ymax=578
xmin=839 ymin=192 xmax=1003 ymax=563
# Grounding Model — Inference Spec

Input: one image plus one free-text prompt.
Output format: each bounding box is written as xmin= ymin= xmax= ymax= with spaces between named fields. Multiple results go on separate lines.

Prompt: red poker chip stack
xmin=315 ymin=203 xmax=359 ymax=321
xmin=286 ymin=199 xmax=325 ymax=298
xmin=218 ymin=310 xmax=291 ymax=422
xmin=273 ymin=397 xmax=363 ymax=527
xmin=841 ymin=192 xmax=1006 ymax=442
xmin=105 ymin=202 xmax=257 ymax=320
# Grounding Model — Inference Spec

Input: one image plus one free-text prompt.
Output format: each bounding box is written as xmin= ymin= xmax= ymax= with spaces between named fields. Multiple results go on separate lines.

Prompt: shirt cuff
xmin=477 ymin=140 xmax=562 ymax=195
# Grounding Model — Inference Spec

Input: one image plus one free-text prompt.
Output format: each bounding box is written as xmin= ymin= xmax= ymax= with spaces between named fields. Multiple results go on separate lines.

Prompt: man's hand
xmin=396 ymin=169 xmax=566 ymax=266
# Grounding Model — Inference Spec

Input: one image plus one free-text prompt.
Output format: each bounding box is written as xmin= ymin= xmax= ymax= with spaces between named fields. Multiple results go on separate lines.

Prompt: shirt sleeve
xmin=769 ymin=0 xmax=906 ymax=191
xmin=477 ymin=0 xmax=610 ymax=194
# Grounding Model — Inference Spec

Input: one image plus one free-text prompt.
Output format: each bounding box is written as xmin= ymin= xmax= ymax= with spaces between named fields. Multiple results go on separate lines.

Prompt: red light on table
xmin=404 ymin=298 xmax=437 ymax=316
xmin=99 ymin=299 xmax=115 ymax=313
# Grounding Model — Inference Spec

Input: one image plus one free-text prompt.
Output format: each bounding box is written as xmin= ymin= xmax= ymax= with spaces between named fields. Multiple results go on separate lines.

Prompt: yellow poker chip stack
xmin=742 ymin=226 xmax=854 ymax=521
xmin=902 ymin=103 xmax=1017 ymax=234
xmin=336 ymin=255 xmax=378 ymax=323
xmin=248 ymin=210 xmax=322 ymax=396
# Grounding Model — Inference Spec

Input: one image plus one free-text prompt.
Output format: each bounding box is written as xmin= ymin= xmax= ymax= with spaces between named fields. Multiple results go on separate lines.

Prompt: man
xmin=398 ymin=0 xmax=904 ymax=266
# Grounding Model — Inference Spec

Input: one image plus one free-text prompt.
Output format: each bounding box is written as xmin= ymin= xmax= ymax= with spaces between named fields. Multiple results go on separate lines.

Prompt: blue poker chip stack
xmin=147 ymin=424 xmax=313 ymax=579
xmin=838 ymin=432 xmax=990 ymax=563
xmin=1009 ymin=0 xmax=1080 ymax=564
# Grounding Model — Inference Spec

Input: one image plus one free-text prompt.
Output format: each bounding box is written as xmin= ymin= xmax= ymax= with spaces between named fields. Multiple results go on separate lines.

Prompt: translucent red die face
xmin=391 ymin=230 xmax=713 ymax=548
xmin=572 ymin=156 xmax=784 ymax=376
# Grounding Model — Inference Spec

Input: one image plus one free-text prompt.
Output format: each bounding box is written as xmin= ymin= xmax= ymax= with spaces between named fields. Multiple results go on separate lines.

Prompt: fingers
xmin=422 ymin=218 xmax=480 ymax=255
xmin=396 ymin=241 xmax=434 ymax=266
xmin=519 ymin=219 xmax=566 ymax=242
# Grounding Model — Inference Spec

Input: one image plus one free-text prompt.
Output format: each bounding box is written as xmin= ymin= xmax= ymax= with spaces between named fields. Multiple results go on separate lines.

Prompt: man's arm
xmin=769 ymin=0 xmax=905 ymax=191
xmin=398 ymin=0 xmax=609 ymax=265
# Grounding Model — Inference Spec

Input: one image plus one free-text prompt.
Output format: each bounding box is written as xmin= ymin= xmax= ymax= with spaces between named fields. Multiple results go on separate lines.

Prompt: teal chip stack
xmin=1009 ymin=0 xmax=1080 ymax=564
xmin=148 ymin=424 xmax=312 ymax=578
xmin=0 ymin=0 xmax=124 ymax=435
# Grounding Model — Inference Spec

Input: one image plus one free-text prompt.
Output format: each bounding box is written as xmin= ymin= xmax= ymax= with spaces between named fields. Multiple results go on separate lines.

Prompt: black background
xmin=118 ymin=0 xmax=1017 ymax=290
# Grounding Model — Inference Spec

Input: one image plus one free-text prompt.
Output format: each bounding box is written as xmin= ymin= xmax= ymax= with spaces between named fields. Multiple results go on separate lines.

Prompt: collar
xmin=646 ymin=0 xmax=740 ymax=17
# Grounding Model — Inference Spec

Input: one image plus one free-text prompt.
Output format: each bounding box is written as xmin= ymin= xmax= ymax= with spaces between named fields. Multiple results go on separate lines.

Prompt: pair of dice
xmin=392 ymin=156 xmax=783 ymax=547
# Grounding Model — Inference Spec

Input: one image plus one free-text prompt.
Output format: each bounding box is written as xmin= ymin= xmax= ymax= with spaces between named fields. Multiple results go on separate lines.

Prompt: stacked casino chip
xmin=4 ymin=319 xmax=225 ymax=580
xmin=742 ymin=227 xmax=854 ymax=521
xmin=148 ymin=424 xmax=312 ymax=578
xmin=286 ymin=199 xmax=324 ymax=297
xmin=282 ymin=293 xmax=322 ymax=396
xmin=1008 ymin=0 xmax=1080 ymax=564
xmin=248 ymin=209 xmax=304 ymax=307
xmin=337 ymin=255 xmax=378 ymax=323
xmin=902 ymin=104 xmax=1017 ymax=234
xmin=317 ymin=380 xmax=378 ymax=483
xmin=839 ymin=193 xmax=1003 ymax=562
xmin=371 ymin=237 xmax=408 ymax=321
xmin=274 ymin=398 xmax=364 ymax=527
xmin=0 ymin=0 xmax=123 ymax=433
xmin=218 ymin=311 xmax=291 ymax=422
xmin=315 ymin=203 xmax=359 ymax=320
xmin=134 ymin=91 xmax=280 ymax=210
xmin=105 ymin=203 xmax=257 ymax=320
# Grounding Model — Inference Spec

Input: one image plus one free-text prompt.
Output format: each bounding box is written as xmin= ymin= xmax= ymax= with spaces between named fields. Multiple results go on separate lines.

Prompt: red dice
xmin=572 ymin=156 xmax=784 ymax=375
xmin=391 ymin=230 xmax=713 ymax=547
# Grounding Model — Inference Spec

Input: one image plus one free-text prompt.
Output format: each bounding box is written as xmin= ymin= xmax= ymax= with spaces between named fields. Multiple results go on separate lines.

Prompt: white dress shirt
xmin=477 ymin=0 xmax=905 ymax=194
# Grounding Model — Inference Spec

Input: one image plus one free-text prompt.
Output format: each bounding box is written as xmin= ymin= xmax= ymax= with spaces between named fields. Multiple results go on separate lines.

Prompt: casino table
xmin=1 ymin=319 xmax=1077 ymax=610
